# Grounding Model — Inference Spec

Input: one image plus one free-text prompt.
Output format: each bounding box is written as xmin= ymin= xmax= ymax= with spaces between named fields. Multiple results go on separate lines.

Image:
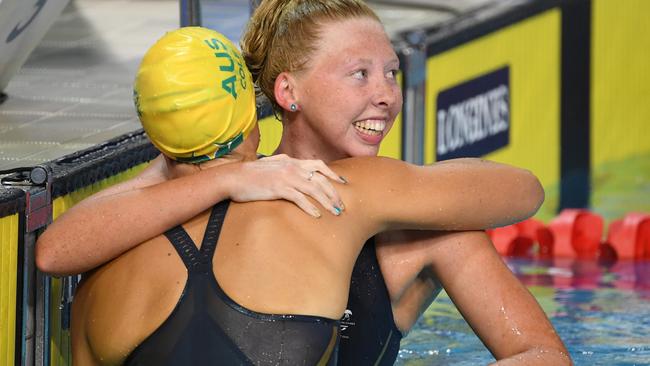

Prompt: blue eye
xmin=352 ymin=70 xmax=368 ymax=80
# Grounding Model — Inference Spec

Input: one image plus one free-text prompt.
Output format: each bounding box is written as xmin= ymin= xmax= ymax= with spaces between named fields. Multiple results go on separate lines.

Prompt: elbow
xmin=530 ymin=171 xmax=545 ymax=214
xmin=493 ymin=331 xmax=571 ymax=366
xmin=544 ymin=346 xmax=573 ymax=366
xmin=35 ymin=233 xmax=64 ymax=277
xmin=526 ymin=344 xmax=573 ymax=366
xmin=492 ymin=346 xmax=573 ymax=366
xmin=518 ymin=169 xmax=545 ymax=220
xmin=35 ymin=236 xmax=53 ymax=273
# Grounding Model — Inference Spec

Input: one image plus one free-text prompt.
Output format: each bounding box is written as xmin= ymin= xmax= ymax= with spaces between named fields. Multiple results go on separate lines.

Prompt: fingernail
xmin=333 ymin=206 xmax=342 ymax=216
xmin=339 ymin=176 xmax=348 ymax=184
xmin=313 ymin=209 xmax=322 ymax=218
xmin=339 ymin=202 xmax=345 ymax=210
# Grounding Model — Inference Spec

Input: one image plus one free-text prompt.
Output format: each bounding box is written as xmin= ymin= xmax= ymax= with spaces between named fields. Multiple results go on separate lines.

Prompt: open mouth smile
xmin=353 ymin=119 xmax=386 ymax=136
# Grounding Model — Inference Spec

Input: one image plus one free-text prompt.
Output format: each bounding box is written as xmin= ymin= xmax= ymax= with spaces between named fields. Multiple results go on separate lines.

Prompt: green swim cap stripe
xmin=174 ymin=132 xmax=244 ymax=164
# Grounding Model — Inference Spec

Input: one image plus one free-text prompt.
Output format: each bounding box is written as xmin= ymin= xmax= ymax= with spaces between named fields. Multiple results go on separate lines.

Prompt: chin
xmin=345 ymin=144 xmax=381 ymax=158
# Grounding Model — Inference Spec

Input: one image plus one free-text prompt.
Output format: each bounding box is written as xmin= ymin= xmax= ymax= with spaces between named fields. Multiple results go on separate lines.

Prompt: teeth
xmin=353 ymin=120 xmax=386 ymax=136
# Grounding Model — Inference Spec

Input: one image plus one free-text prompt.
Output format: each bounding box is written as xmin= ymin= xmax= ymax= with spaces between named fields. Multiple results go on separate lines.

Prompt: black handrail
xmin=180 ymin=0 xmax=202 ymax=26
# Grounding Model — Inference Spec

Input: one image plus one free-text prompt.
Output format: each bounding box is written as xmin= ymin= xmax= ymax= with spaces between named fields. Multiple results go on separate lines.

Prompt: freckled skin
xmin=276 ymin=18 xmax=571 ymax=359
xmin=277 ymin=18 xmax=402 ymax=162
xmin=44 ymin=13 xmax=569 ymax=366
xmin=71 ymin=141 xmax=550 ymax=365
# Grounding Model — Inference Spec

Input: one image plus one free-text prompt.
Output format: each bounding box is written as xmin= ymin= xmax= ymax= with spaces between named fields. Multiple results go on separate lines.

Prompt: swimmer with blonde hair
xmin=71 ymin=27 xmax=561 ymax=365
xmin=45 ymin=1 xmax=570 ymax=364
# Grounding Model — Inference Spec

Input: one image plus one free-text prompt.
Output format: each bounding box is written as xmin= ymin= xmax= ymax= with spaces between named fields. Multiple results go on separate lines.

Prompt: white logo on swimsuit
xmin=342 ymin=309 xmax=352 ymax=321
xmin=340 ymin=309 xmax=356 ymax=339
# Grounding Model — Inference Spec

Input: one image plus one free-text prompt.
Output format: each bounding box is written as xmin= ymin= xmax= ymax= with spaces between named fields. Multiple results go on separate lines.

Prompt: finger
xmin=306 ymin=160 xmax=347 ymax=184
xmin=309 ymin=173 xmax=344 ymax=211
xmin=295 ymin=178 xmax=342 ymax=216
xmin=283 ymin=189 xmax=322 ymax=218
xmin=306 ymin=170 xmax=316 ymax=182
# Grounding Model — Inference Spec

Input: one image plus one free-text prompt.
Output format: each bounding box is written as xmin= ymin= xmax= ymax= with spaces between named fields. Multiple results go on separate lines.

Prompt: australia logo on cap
xmin=204 ymin=38 xmax=248 ymax=100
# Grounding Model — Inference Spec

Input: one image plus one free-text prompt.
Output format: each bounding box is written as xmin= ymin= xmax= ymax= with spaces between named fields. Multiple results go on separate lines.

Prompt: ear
xmin=274 ymin=72 xmax=299 ymax=112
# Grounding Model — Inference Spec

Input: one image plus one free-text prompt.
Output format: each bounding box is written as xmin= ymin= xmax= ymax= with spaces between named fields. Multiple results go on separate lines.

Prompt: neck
xmin=169 ymin=140 xmax=258 ymax=180
xmin=274 ymin=115 xmax=347 ymax=163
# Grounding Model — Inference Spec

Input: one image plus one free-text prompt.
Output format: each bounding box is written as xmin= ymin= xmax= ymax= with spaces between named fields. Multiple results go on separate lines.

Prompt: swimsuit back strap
xmin=199 ymin=200 xmax=230 ymax=260
xmin=163 ymin=225 xmax=204 ymax=272
xmin=163 ymin=200 xmax=230 ymax=273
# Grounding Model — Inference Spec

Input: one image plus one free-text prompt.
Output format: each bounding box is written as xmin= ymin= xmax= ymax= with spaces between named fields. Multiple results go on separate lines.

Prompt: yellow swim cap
xmin=134 ymin=27 xmax=256 ymax=163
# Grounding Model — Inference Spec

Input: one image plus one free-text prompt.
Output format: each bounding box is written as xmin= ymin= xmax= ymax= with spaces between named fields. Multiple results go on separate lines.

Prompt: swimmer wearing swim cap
xmin=68 ymin=26 xmax=566 ymax=366
xmin=134 ymin=26 xmax=256 ymax=163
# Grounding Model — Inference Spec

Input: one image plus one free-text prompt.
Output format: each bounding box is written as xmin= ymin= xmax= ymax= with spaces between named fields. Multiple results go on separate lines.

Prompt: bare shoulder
xmin=328 ymin=156 xmax=415 ymax=183
xmin=324 ymin=157 xmax=423 ymax=230
xmin=328 ymin=156 xmax=405 ymax=170
xmin=126 ymin=154 xmax=171 ymax=186
xmin=75 ymin=236 xmax=187 ymax=364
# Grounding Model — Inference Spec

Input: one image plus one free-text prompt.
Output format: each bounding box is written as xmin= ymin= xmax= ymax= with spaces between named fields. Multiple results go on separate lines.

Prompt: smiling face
xmin=288 ymin=17 xmax=402 ymax=161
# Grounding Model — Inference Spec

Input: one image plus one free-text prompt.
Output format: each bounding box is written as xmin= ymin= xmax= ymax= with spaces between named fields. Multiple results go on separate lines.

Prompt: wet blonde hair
xmin=241 ymin=0 xmax=380 ymax=114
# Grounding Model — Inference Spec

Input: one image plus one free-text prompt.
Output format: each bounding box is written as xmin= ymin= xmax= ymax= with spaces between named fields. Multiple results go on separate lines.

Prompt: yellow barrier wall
xmin=47 ymin=163 xmax=149 ymax=366
xmin=256 ymin=74 xmax=404 ymax=160
xmin=591 ymin=0 xmax=650 ymax=220
xmin=257 ymin=115 xmax=283 ymax=157
xmin=425 ymin=9 xmax=561 ymax=220
xmin=0 ymin=214 xmax=19 ymax=366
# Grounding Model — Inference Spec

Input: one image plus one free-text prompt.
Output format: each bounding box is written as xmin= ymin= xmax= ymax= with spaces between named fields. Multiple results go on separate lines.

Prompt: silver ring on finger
xmin=307 ymin=170 xmax=315 ymax=181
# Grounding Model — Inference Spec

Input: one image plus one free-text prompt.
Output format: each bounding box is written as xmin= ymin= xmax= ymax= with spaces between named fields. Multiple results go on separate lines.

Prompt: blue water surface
xmin=396 ymin=258 xmax=650 ymax=365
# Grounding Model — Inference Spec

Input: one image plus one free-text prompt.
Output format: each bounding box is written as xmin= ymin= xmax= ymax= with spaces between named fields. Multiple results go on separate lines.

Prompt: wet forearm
xmin=491 ymin=347 xmax=572 ymax=365
xmin=427 ymin=232 xmax=570 ymax=365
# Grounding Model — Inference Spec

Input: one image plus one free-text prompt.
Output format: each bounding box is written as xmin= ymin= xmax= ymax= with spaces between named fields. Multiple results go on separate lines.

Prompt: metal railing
xmin=180 ymin=0 xmax=202 ymax=26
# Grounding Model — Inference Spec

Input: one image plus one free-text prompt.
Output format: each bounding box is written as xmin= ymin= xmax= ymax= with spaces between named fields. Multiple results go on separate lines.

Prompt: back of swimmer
xmin=71 ymin=27 xmax=545 ymax=365
xmin=72 ymin=27 xmax=341 ymax=366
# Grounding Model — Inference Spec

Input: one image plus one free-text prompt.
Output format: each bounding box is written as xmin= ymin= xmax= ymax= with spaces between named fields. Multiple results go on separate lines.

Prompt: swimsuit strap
xmin=199 ymin=199 xmax=230 ymax=260
xmin=163 ymin=200 xmax=230 ymax=274
xmin=164 ymin=225 xmax=204 ymax=273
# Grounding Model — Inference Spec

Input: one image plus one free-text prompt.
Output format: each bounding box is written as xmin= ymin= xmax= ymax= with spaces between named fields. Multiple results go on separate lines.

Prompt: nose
xmin=372 ymin=77 xmax=401 ymax=110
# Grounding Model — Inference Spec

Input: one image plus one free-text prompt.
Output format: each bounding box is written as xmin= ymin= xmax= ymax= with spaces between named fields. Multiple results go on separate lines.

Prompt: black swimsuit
xmin=254 ymin=154 xmax=402 ymax=365
xmin=338 ymin=239 xmax=403 ymax=365
xmin=125 ymin=200 xmax=339 ymax=365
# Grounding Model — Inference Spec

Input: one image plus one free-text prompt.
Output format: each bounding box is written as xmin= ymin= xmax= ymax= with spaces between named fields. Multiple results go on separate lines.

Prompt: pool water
xmin=396 ymin=258 xmax=650 ymax=365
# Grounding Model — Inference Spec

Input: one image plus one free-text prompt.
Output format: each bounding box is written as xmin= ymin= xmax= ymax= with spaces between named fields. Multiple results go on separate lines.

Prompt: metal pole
xmin=400 ymin=33 xmax=426 ymax=165
xmin=16 ymin=168 xmax=53 ymax=366
xmin=20 ymin=231 xmax=36 ymax=366
xmin=34 ymin=268 xmax=48 ymax=366
xmin=180 ymin=0 xmax=202 ymax=27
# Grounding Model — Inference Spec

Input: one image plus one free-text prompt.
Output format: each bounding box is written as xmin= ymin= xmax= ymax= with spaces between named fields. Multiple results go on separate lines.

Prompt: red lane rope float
xmin=550 ymin=209 xmax=603 ymax=260
xmin=607 ymin=213 xmax=650 ymax=260
xmin=487 ymin=210 xmax=650 ymax=261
